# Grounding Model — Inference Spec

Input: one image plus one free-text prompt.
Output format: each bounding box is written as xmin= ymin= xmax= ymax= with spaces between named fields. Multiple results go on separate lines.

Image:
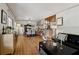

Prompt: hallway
xmin=14 ymin=35 xmax=42 ymax=55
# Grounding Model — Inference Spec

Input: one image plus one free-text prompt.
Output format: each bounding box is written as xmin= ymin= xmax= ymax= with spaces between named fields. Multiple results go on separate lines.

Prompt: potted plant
xmin=5 ymin=26 xmax=14 ymax=34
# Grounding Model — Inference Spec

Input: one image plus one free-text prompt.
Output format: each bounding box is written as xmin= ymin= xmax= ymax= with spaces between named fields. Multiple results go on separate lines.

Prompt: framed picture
xmin=57 ymin=17 xmax=63 ymax=26
xmin=1 ymin=9 xmax=7 ymax=24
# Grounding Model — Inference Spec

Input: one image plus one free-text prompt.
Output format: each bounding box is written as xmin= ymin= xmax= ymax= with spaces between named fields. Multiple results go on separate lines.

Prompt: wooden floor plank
xmin=14 ymin=35 xmax=42 ymax=55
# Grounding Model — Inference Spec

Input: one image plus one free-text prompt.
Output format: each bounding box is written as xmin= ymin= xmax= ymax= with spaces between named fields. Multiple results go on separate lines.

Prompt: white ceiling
xmin=7 ymin=3 xmax=78 ymax=21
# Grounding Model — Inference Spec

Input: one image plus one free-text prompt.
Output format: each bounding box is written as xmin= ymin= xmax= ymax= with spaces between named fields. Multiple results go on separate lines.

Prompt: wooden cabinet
xmin=45 ymin=15 xmax=56 ymax=22
xmin=0 ymin=34 xmax=16 ymax=55
xmin=44 ymin=15 xmax=57 ymax=39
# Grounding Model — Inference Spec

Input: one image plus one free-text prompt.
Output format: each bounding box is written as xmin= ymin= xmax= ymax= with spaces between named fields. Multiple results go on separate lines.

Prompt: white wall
xmin=0 ymin=3 xmax=15 ymax=34
xmin=0 ymin=4 xmax=8 ymax=34
xmin=56 ymin=5 xmax=79 ymax=35
xmin=16 ymin=20 xmax=38 ymax=25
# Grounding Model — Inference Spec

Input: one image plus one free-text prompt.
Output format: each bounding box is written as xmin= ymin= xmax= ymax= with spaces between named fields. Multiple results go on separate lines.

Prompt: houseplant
xmin=5 ymin=26 xmax=14 ymax=34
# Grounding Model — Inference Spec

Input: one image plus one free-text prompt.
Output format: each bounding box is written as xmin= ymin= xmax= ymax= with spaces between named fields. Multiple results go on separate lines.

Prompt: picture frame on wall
xmin=1 ymin=9 xmax=7 ymax=24
xmin=57 ymin=17 xmax=63 ymax=26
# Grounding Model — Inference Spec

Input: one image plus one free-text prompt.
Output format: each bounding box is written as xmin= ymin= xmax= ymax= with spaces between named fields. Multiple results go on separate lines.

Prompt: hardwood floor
xmin=14 ymin=35 xmax=42 ymax=55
